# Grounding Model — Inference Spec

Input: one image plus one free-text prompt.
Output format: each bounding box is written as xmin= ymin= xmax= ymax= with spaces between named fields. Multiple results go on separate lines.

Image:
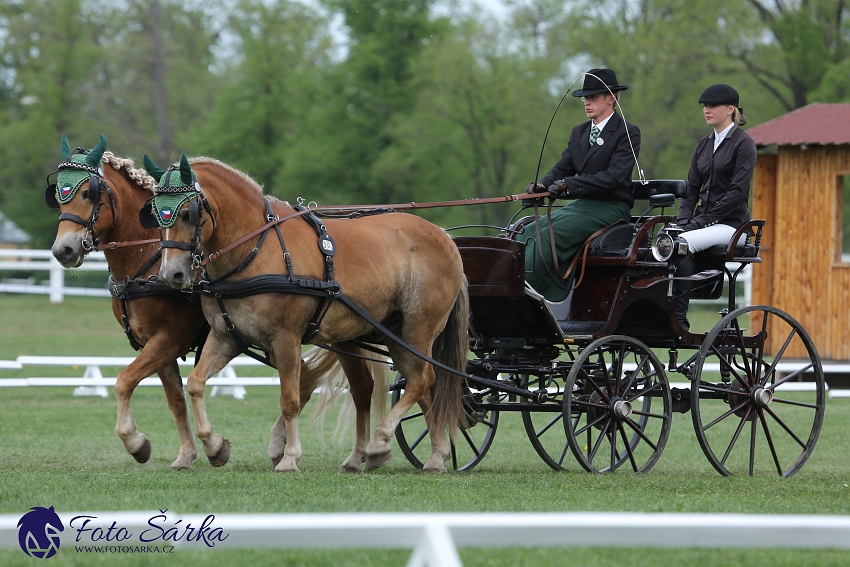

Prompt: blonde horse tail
xmin=303 ymin=346 xmax=346 ymax=428
xmin=429 ymin=275 xmax=470 ymax=444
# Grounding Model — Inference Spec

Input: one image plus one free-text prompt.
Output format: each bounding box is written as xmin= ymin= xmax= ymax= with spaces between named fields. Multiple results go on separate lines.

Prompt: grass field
xmin=1 ymin=295 xmax=849 ymax=566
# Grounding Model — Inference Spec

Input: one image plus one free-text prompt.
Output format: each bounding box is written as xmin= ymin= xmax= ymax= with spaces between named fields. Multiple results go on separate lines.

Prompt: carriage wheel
xmin=690 ymin=306 xmax=825 ymax=477
xmin=564 ymin=336 xmax=672 ymax=473
xmin=521 ymin=375 xmax=571 ymax=471
xmin=391 ymin=374 xmax=499 ymax=471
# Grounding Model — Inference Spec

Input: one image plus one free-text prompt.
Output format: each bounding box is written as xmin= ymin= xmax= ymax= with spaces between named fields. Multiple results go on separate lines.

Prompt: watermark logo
xmin=17 ymin=506 xmax=64 ymax=559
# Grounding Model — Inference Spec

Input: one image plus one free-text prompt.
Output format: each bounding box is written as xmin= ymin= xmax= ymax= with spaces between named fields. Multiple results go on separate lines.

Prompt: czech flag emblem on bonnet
xmin=60 ymin=184 xmax=72 ymax=198
xmin=160 ymin=209 xmax=172 ymax=222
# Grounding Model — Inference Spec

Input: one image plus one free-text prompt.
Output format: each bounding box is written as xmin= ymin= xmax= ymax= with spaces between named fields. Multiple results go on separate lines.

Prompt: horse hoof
xmin=131 ymin=439 xmax=152 ymax=464
xmin=340 ymin=464 xmax=362 ymax=473
xmin=270 ymin=454 xmax=284 ymax=468
xmin=207 ymin=439 xmax=231 ymax=467
xmin=365 ymin=450 xmax=392 ymax=470
xmin=423 ymin=464 xmax=448 ymax=474
xmin=170 ymin=457 xmax=194 ymax=470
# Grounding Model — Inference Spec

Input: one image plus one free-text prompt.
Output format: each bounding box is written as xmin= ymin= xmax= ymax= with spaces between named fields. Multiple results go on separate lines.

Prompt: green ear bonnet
xmin=48 ymin=133 xmax=107 ymax=206
xmin=146 ymin=154 xmax=201 ymax=228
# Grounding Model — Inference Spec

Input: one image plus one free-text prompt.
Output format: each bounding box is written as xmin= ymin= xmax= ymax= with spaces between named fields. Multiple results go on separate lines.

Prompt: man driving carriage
xmin=522 ymin=68 xmax=641 ymax=302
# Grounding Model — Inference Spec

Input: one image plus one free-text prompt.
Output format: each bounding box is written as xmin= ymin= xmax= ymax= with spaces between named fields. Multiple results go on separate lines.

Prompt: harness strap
xmin=97 ymin=238 xmax=160 ymax=251
xmin=202 ymin=207 xmax=314 ymax=267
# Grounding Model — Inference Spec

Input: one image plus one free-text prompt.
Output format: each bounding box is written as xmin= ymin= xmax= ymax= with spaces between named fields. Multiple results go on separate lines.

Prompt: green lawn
xmin=1 ymin=295 xmax=849 ymax=566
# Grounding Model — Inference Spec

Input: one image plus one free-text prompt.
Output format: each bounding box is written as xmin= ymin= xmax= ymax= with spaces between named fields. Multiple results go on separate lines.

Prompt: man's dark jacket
xmin=677 ymin=126 xmax=756 ymax=229
xmin=539 ymin=111 xmax=641 ymax=207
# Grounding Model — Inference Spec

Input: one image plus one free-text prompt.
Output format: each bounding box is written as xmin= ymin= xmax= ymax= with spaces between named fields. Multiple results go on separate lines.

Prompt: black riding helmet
xmin=698 ymin=84 xmax=739 ymax=106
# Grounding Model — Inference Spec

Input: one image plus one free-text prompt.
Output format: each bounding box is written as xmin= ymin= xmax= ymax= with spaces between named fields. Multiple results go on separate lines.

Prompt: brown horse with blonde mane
xmin=46 ymin=135 xmax=362 ymax=469
xmin=145 ymin=155 xmax=468 ymax=472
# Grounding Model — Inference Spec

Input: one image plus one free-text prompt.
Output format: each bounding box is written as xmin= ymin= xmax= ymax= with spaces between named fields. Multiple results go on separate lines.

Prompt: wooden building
xmin=747 ymin=103 xmax=850 ymax=361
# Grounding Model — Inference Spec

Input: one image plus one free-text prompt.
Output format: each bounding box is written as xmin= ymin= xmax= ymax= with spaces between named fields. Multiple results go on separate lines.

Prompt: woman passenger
xmin=674 ymin=84 xmax=757 ymax=330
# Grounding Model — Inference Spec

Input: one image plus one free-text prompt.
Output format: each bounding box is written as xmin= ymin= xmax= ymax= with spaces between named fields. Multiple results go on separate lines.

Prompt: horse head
xmin=47 ymin=133 xmax=112 ymax=267
xmin=141 ymin=153 xmax=208 ymax=289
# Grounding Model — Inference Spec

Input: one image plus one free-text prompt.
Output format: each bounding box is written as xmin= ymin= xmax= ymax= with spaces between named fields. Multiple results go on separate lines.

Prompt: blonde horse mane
xmin=101 ymin=151 xmax=157 ymax=193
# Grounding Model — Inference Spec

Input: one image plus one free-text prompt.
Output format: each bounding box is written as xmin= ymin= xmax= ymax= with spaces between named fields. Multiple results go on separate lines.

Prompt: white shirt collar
xmin=592 ymin=112 xmax=614 ymax=133
xmin=713 ymin=122 xmax=736 ymax=152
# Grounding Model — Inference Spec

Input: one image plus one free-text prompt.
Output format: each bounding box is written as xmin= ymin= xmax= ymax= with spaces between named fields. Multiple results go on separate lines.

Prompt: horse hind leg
xmin=333 ymin=345 xmax=376 ymax=473
xmin=271 ymin=339 xmax=305 ymax=472
xmin=158 ymin=361 xmax=198 ymax=469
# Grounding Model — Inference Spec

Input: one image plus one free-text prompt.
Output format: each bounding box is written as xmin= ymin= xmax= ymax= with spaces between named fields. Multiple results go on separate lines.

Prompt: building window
xmin=839 ymin=175 xmax=850 ymax=263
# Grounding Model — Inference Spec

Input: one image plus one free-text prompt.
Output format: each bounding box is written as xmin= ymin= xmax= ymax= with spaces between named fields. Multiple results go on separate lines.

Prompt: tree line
xmin=1 ymin=0 xmax=848 ymax=248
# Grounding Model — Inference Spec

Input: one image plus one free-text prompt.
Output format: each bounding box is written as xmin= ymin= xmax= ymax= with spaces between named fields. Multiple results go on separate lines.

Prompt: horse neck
xmin=196 ymin=167 xmax=271 ymax=275
xmin=100 ymin=167 xmax=161 ymax=278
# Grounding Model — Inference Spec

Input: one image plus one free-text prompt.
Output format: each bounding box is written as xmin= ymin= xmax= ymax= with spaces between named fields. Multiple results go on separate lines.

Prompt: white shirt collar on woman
xmin=713 ymin=122 xmax=736 ymax=152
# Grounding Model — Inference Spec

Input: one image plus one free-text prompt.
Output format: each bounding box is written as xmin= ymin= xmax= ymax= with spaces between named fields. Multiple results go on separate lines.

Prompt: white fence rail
xmin=0 ymin=249 xmax=110 ymax=303
xmin=0 ymin=355 xmax=277 ymax=399
xmin=1 ymin=512 xmax=849 ymax=566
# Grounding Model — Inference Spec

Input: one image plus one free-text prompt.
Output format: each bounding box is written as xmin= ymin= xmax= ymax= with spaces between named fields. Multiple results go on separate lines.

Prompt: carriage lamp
xmin=651 ymin=232 xmax=675 ymax=262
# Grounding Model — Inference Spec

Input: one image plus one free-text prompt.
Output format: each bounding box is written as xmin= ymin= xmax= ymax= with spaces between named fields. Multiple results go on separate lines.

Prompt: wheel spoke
xmin=766 ymin=364 xmax=814 ymax=390
xmin=535 ymin=412 xmax=564 ymax=438
xmin=409 ymin=428 xmax=429 ymax=452
xmin=451 ymin=442 xmax=458 ymax=470
xmin=557 ymin=438 xmax=569 ymax=467
xmin=754 ymin=310 xmax=769 ymax=387
xmin=610 ymin=427 xmax=617 ymax=473
xmin=762 ymin=327 xmax=799 ymax=381
xmin=400 ymin=411 xmax=425 ymax=423
xmin=709 ymin=345 xmax=751 ymax=389
xmin=574 ymin=412 xmax=609 ymax=437
xmin=587 ymin=420 xmax=611 ymax=464
xmin=763 ymin=405 xmax=808 ymax=448
xmin=598 ymin=352 xmax=614 ymax=398
xmin=585 ymin=374 xmax=612 ymax=404
xmin=749 ymin=411 xmax=757 ymax=476
xmin=758 ymin=409 xmax=783 ymax=475
xmin=619 ymin=354 xmax=648 ymax=397
xmin=771 ymin=397 xmax=819 ymax=409
xmin=625 ymin=382 xmax=662 ymax=403
xmin=703 ymin=399 xmax=749 ymax=431
xmin=618 ymin=422 xmax=639 ymax=472
xmin=697 ymin=382 xmax=752 ymax=396
xmin=459 ymin=426 xmax=481 ymax=457
xmin=720 ymin=407 xmax=751 ymax=466
xmin=732 ymin=317 xmax=756 ymax=385
xmin=630 ymin=409 xmax=667 ymax=420
xmin=623 ymin=416 xmax=658 ymax=451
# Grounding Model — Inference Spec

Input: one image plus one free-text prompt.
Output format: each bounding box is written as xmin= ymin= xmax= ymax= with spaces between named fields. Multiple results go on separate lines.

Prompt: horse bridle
xmin=138 ymin=165 xmax=212 ymax=270
xmin=44 ymin=148 xmax=115 ymax=251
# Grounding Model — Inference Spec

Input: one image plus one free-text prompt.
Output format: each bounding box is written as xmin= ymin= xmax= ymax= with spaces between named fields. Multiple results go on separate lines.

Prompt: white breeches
xmin=681 ymin=224 xmax=745 ymax=253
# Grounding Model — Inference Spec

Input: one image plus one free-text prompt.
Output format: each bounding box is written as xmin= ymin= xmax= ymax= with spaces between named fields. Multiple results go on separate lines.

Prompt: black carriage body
xmin=393 ymin=180 xmax=825 ymax=477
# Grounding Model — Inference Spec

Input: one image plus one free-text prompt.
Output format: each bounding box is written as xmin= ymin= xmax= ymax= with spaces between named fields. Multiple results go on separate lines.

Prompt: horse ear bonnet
xmin=138 ymin=202 xmax=159 ymax=229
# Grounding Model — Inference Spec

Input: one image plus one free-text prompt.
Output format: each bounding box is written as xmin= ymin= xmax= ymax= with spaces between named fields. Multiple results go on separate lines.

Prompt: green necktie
xmin=589 ymin=124 xmax=600 ymax=146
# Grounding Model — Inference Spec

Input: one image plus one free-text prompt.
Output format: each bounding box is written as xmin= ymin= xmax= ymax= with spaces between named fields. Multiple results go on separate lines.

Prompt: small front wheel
xmin=391 ymin=374 xmax=499 ymax=471
xmin=564 ymin=335 xmax=671 ymax=473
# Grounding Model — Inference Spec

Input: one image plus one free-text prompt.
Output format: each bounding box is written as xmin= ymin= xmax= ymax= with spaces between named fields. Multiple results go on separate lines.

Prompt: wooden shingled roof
xmin=746 ymin=102 xmax=850 ymax=147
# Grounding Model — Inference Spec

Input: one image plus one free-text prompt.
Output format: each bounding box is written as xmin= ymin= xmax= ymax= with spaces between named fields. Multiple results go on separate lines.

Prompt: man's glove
xmin=522 ymin=182 xmax=546 ymax=207
xmin=547 ymin=179 xmax=568 ymax=197
xmin=677 ymin=218 xmax=701 ymax=232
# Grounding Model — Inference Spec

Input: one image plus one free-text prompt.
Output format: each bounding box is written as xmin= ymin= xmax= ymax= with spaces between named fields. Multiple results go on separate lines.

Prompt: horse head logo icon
xmin=17 ymin=506 xmax=64 ymax=559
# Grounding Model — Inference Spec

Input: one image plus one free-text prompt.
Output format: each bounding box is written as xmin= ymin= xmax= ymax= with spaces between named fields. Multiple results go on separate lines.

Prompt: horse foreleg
xmin=114 ymin=339 xmax=196 ymax=467
xmin=273 ymin=342 xmax=303 ymax=472
xmin=158 ymin=361 xmax=198 ymax=469
xmin=187 ymin=334 xmax=239 ymax=467
xmin=335 ymin=347 xmax=374 ymax=473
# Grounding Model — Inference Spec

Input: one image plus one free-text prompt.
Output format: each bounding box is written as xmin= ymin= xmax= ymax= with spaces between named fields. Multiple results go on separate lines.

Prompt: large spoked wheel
xmin=690 ymin=306 xmax=825 ymax=477
xmin=564 ymin=336 xmax=672 ymax=473
xmin=391 ymin=374 xmax=499 ymax=471
xmin=521 ymin=374 xmax=572 ymax=471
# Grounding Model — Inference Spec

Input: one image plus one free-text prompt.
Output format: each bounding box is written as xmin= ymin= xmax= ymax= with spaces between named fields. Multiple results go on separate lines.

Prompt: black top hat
xmin=698 ymin=84 xmax=739 ymax=106
xmin=572 ymin=68 xmax=629 ymax=97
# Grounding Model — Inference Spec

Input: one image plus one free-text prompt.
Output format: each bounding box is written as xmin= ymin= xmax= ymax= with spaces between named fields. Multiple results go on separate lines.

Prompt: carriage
xmin=391 ymin=180 xmax=825 ymax=477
